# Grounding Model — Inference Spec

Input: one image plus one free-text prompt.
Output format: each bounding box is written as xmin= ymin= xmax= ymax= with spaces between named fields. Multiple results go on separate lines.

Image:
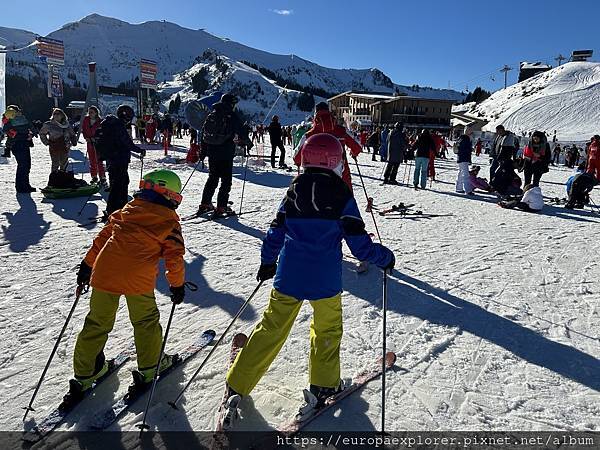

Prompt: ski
xmin=90 ymin=329 xmax=216 ymax=430
xmin=213 ymin=333 xmax=248 ymax=437
xmin=278 ymin=351 xmax=397 ymax=436
xmin=385 ymin=212 xmax=453 ymax=219
xmin=23 ymin=344 xmax=135 ymax=443
xmin=187 ymin=208 xmax=262 ymax=225
xmin=378 ymin=203 xmax=415 ymax=216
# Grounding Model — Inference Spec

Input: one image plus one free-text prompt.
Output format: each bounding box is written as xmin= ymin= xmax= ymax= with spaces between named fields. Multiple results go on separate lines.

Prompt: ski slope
xmin=464 ymin=62 xmax=600 ymax=141
xmin=0 ymin=138 xmax=599 ymax=446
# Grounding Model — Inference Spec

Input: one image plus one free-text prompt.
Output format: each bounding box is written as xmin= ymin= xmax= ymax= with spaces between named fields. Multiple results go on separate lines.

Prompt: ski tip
xmin=204 ymin=329 xmax=217 ymax=339
xmin=385 ymin=352 xmax=397 ymax=367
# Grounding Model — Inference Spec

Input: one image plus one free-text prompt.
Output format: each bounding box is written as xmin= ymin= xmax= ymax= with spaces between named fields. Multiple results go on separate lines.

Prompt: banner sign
xmin=37 ymin=36 xmax=65 ymax=66
xmin=47 ymin=65 xmax=63 ymax=99
xmin=140 ymin=59 xmax=158 ymax=89
xmin=0 ymin=50 xmax=5 ymax=115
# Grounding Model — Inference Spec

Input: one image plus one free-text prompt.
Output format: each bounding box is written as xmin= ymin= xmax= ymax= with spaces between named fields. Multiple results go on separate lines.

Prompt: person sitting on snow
xmin=491 ymin=159 xmax=523 ymax=198
xmin=469 ymin=165 xmax=493 ymax=192
xmin=498 ymin=184 xmax=544 ymax=212
xmin=66 ymin=169 xmax=186 ymax=409
xmin=221 ymin=133 xmax=395 ymax=428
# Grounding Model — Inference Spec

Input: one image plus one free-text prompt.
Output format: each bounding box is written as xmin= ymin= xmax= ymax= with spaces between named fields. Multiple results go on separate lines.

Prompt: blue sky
xmin=1 ymin=0 xmax=597 ymax=92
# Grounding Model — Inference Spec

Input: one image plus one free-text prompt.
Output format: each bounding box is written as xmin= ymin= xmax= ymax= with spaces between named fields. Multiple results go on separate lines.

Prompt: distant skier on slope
xmin=195 ymin=93 xmax=253 ymax=217
xmin=64 ymin=169 xmax=186 ymax=409
xmin=221 ymin=133 xmax=395 ymax=427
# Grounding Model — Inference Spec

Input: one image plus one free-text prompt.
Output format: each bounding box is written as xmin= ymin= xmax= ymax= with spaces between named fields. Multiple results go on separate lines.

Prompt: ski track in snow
xmin=0 ymin=137 xmax=599 ymax=437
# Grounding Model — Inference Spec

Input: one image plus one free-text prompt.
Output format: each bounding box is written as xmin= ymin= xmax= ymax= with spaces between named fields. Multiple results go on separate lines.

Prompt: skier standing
xmin=553 ymin=144 xmax=562 ymax=165
xmin=39 ymin=108 xmax=77 ymax=177
xmin=455 ymin=131 xmax=474 ymax=195
xmin=268 ymin=115 xmax=286 ymax=168
xmin=81 ymin=106 xmax=107 ymax=187
xmin=379 ymin=125 xmax=389 ymax=162
xmin=522 ymin=131 xmax=551 ymax=187
xmin=196 ymin=93 xmax=252 ymax=217
xmin=221 ymin=134 xmax=395 ymax=426
xmin=367 ymin=127 xmax=380 ymax=161
xmin=97 ymin=105 xmax=146 ymax=218
xmin=65 ymin=169 xmax=186 ymax=407
xmin=413 ymin=129 xmax=435 ymax=189
xmin=383 ymin=122 xmax=407 ymax=185
xmin=586 ymin=135 xmax=600 ymax=182
xmin=490 ymin=125 xmax=518 ymax=181
xmin=2 ymin=105 xmax=35 ymax=193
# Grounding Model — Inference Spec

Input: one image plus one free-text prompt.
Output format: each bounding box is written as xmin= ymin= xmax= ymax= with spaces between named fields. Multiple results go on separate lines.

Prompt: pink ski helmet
xmin=301 ymin=133 xmax=344 ymax=177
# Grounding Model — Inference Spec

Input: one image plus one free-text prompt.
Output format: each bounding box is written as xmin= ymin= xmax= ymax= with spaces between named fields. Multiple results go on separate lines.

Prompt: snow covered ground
xmin=0 ymin=136 xmax=599 ymax=443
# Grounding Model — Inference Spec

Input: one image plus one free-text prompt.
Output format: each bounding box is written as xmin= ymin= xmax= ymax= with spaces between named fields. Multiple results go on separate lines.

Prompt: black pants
xmin=201 ymin=158 xmax=233 ymax=208
xmin=12 ymin=141 xmax=32 ymax=192
xmin=384 ymin=162 xmax=400 ymax=181
xmin=271 ymin=142 xmax=285 ymax=167
xmin=523 ymin=161 xmax=543 ymax=187
xmin=106 ymin=164 xmax=130 ymax=215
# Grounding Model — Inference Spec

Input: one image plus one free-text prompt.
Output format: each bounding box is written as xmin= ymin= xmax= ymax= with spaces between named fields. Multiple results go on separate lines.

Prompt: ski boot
xmin=99 ymin=178 xmax=108 ymax=190
xmin=127 ymin=354 xmax=179 ymax=400
xmin=295 ymin=381 xmax=345 ymax=423
xmin=60 ymin=359 xmax=111 ymax=412
xmin=219 ymin=386 xmax=242 ymax=431
xmin=196 ymin=203 xmax=215 ymax=216
xmin=212 ymin=206 xmax=235 ymax=219
xmin=90 ymin=176 xmax=99 ymax=185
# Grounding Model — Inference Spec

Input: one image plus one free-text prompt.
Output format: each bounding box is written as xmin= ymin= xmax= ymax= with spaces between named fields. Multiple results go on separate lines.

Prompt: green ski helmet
xmin=139 ymin=169 xmax=183 ymax=207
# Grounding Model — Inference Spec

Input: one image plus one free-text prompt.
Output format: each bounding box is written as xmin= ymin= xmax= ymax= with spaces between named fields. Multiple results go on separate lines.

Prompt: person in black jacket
xmin=383 ymin=123 xmax=407 ymax=184
xmin=412 ymin=129 xmax=435 ymax=189
xmin=455 ymin=132 xmax=474 ymax=195
xmin=197 ymin=93 xmax=253 ymax=216
xmin=268 ymin=115 xmax=286 ymax=168
xmin=102 ymin=105 xmax=146 ymax=218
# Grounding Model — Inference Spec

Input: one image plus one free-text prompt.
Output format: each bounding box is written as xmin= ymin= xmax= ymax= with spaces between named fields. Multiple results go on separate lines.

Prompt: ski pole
xmin=353 ymin=158 xmax=382 ymax=243
xmin=179 ymin=155 xmax=205 ymax=196
xmin=140 ymin=155 xmax=144 ymax=181
xmin=379 ymin=163 xmax=386 ymax=181
xmin=239 ymin=153 xmax=250 ymax=215
xmin=22 ymin=284 xmax=87 ymax=422
xmin=402 ymin=161 xmax=408 ymax=185
xmin=77 ymin=191 xmax=96 ymax=216
xmin=137 ymin=301 xmax=177 ymax=436
xmin=381 ymin=269 xmax=388 ymax=435
xmin=168 ymin=281 xmax=264 ymax=409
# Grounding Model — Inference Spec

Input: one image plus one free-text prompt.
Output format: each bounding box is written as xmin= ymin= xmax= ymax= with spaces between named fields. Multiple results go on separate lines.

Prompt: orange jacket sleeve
xmin=161 ymin=223 xmax=185 ymax=288
xmin=84 ymin=220 xmax=115 ymax=267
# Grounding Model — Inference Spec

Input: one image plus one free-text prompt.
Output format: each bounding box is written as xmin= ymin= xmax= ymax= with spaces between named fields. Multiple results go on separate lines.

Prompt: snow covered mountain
xmin=1 ymin=14 xmax=463 ymax=122
xmin=457 ymin=62 xmax=600 ymax=141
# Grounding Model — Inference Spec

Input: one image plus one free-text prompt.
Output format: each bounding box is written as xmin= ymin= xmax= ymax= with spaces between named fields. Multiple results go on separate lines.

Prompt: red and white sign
xmin=140 ymin=59 xmax=158 ymax=89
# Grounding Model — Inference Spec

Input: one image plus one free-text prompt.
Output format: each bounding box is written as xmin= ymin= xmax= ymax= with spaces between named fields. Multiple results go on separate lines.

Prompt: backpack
xmin=202 ymin=109 xmax=234 ymax=146
xmin=94 ymin=118 xmax=118 ymax=161
xmin=48 ymin=170 xmax=87 ymax=189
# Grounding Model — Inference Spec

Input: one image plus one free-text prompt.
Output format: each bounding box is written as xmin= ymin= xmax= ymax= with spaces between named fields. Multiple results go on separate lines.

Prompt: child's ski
xmin=278 ymin=351 xmax=397 ymax=436
xmin=378 ymin=203 xmax=415 ymax=216
xmin=23 ymin=344 xmax=135 ymax=442
xmin=90 ymin=329 xmax=216 ymax=430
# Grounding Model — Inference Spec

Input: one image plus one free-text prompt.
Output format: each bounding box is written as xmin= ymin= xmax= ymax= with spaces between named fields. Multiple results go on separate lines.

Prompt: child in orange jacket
xmin=63 ymin=169 xmax=186 ymax=408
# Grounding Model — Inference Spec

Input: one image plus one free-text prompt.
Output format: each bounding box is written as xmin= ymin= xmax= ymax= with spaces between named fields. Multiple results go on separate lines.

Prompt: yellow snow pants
xmin=226 ymin=289 xmax=342 ymax=396
xmin=73 ymin=288 xmax=163 ymax=378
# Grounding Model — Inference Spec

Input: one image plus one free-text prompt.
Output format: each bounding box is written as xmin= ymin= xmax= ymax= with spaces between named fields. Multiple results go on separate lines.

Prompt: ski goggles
xmin=139 ymin=180 xmax=183 ymax=205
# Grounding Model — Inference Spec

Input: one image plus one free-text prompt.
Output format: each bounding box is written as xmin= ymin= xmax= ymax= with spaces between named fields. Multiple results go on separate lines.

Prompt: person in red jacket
xmin=586 ymin=135 xmax=600 ymax=182
xmin=475 ymin=138 xmax=482 ymax=157
xmin=81 ymin=106 xmax=106 ymax=186
xmin=293 ymin=102 xmax=361 ymax=190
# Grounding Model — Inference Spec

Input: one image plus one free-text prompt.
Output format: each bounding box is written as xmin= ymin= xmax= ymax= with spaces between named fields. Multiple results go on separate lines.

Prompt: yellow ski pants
xmin=226 ymin=289 xmax=342 ymax=396
xmin=73 ymin=288 xmax=163 ymax=378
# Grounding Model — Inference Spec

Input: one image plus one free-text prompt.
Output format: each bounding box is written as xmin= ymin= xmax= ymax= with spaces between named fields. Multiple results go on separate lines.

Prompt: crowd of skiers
xmin=2 ymin=92 xmax=598 ymax=431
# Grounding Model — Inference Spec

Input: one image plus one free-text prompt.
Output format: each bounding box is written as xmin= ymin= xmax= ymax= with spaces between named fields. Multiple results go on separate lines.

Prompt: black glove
xmin=256 ymin=263 xmax=277 ymax=282
xmin=77 ymin=261 xmax=92 ymax=287
xmin=382 ymin=253 xmax=395 ymax=272
xmin=170 ymin=285 xmax=185 ymax=304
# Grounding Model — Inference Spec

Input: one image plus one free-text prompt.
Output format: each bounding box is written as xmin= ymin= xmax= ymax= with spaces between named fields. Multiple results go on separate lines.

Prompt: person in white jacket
xmin=498 ymin=184 xmax=543 ymax=212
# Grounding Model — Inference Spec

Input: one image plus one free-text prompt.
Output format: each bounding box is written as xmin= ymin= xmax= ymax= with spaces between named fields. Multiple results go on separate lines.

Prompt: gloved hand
xmin=256 ymin=263 xmax=277 ymax=282
xmin=381 ymin=252 xmax=395 ymax=273
xmin=77 ymin=261 xmax=92 ymax=287
xmin=170 ymin=285 xmax=185 ymax=304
